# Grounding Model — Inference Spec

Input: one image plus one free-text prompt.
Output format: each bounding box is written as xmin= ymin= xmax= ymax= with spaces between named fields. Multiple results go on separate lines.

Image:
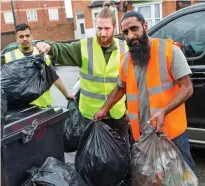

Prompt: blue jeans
xmin=172 ymin=131 xmax=195 ymax=172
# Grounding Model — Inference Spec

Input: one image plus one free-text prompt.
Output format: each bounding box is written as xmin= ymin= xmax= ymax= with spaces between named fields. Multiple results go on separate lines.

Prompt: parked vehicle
xmin=72 ymin=3 xmax=205 ymax=145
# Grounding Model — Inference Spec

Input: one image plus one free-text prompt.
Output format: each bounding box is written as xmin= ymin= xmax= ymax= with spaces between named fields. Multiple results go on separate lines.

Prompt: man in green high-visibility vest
xmin=4 ymin=23 xmax=74 ymax=108
xmin=36 ymin=6 xmax=129 ymax=138
xmin=36 ymin=4 xmax=132 ymax=185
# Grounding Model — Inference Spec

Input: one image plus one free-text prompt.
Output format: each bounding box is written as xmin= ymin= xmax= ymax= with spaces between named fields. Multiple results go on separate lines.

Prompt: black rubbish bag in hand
xmin=1 ymin=54 xmax=53 ymax=108
xmin=75 ymin=120 xmax=130 ymax=186
xmin=63 ymin=100 xmax=86 ymax=152
xmin=132 ymin=124 xmax=198 ymax=186
xmin=22 ymin=157 xmax=88 ymax=186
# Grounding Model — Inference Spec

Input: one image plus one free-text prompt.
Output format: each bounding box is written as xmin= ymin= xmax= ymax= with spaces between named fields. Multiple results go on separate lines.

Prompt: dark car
xmin=71 ymin=3 xmax=205 ymax=145
xmin=148 ymin=3 xmax=205 ymax=145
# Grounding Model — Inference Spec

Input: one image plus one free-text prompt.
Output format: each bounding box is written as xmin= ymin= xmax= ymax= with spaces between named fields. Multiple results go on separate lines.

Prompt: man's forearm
xmin=103 ymin=85 xmax=126 ymax=113
xmin=163 ymin=82 xmax=193 ymax=115
xmin=46 ymin=41 xmax=81 ymax=67
xmin=54 ymin=78 xmax=71 ymax=99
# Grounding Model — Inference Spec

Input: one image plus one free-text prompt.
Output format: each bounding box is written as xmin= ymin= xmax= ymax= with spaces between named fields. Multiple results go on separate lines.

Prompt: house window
xmin=134 ymin=2 xmax=162 ymax=29
xmin=77 ymin=13 xmax=84 ymax=19
xmin=48 ymin=8 xmax=59 ymax=21
xmin=80 ymin=23 xmax=85 ymax=34
xmin=26 ymin=10 xmax=38 ymax=21
xmin=4 ymin=12 xmax=14 ymax=24
xmin=177 ymin=1 xmax=191 ymax=10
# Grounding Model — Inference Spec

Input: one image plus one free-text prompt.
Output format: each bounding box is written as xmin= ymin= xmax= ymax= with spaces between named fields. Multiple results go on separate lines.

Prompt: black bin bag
xmin=75 ymin=120 xmax=130 ymax=186
xmin=22 ymin=157 xmax=88 ymax=186
xmin=132 ymin=124 xmax=198 ymax=186
xmin=63 ymin=100 xmax=86 ymax=152
xmin=1 ymin=89 xmax=7 ymax=129
xmin=1 ymin=54 xmax=54 ymax=108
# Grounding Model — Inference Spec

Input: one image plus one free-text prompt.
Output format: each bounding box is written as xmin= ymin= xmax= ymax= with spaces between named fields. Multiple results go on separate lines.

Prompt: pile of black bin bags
xmin=22 ymin=120 xmax=130 ymax=186
xmin=1 ymin=54 xmax=55 ymax=109
xmin=22 ymin=157 xmax=88 ymax=186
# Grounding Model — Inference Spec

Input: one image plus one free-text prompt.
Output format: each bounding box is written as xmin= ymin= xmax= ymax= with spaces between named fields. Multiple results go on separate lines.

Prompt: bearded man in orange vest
xmin=94 ymin=11 xmax=195 ymax=171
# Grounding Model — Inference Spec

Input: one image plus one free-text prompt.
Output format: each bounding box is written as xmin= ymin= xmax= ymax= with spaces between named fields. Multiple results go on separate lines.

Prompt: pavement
xmin=51 ymin=66 xmax=205 ymax=185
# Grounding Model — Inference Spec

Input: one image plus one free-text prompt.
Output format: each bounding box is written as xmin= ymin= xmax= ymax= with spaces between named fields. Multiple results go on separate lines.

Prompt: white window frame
xmin=75 ymin=12 xmax=86 ymax=39
xmin=48 ymin=8 xmax=59 ymax=21
xmin=26 ymin=10 xmax=38 ymax=21
xmin=91 ymin=6 xmax=119 ymax=35
xmin=133 ymin=1 xmax=162 ymax=29
xmin=4 ymin=12 xmax=14 ymax=24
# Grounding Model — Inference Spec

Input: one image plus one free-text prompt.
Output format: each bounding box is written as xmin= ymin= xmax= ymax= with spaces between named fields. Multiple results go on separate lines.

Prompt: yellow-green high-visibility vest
xmin=5 ymin=47 xmax=53 ymax=108
xmin=80 ymin=37 xmax=128 ymax=119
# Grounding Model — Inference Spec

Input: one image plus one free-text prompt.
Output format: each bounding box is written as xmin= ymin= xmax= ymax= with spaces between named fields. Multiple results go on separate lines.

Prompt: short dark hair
xmin=121 ymin=11 xmax=145 ymax=25
xmin=16 ymin=24 xmax=31 ymax=32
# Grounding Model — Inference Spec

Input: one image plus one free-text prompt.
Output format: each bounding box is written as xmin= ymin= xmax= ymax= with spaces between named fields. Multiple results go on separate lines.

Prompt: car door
xmin=149 ymin=10 xmax=205 ymax=144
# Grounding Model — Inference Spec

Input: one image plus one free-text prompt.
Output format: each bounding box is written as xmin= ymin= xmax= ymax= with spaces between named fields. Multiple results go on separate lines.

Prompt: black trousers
xmin=83 ymin=116 xmax=132 ymax=186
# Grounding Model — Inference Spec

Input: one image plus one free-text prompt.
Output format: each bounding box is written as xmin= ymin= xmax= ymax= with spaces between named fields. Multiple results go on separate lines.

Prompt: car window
xmin=151 ymin=11 xmax=205 ymax=65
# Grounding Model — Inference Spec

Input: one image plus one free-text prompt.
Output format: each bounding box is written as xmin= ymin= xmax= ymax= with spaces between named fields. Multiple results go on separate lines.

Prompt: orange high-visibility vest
xmin=119 ymin=38 xmax=187 ymax=141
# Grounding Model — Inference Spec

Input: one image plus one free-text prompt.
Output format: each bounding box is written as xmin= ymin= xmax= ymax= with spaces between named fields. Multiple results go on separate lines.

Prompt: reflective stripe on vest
xmin=5 ymin=49 xmax=24 ymax=63
xmin=10 ymin=50 xmax=17 ymax=60
xmin=148 ymin=39 xmax=175 ymax=95
xmin=128 ymin=113 xmax=138 ymax=120
xmin=80 ymin=88 xmax=111 ymax=100
xmin=126 ymin=93 xmax=137 ymax=101
xmin=80 ymin=37 xmax=127 ymax=119
xmin=123 ymin=39 xmax=187 ymax=141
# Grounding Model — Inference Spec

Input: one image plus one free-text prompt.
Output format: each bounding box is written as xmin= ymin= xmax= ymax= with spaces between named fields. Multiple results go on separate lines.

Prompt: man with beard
xmin=94 ymin=11 xmax=195 ymax=172
xmin=36 ymin=6 xmax=129 ymax=142
xmin=37 ymin=6 xmax=132 ymax=184
xmin=5 ymin=23 xmax=74 ymax=108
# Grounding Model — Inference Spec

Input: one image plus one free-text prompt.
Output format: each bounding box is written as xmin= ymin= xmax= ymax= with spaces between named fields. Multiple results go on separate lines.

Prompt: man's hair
xmin=121 ymin=11 xmax=145 ymax=25
xmin=16 ymin=24 xmax=31 ymax=32
xmin=97 ymin=2 xmax=116 ymax=25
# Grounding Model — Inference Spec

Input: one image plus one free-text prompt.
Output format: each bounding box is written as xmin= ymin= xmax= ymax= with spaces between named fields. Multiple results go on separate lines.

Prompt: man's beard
xmin=97 ymin=33 xmax=114 ymax=47
xmin=20 ymin=43 xmax=32 ymax=52
xmin=23 ymin=46 xmax=29 ymax=50
xmin=127 ymin=30 xmax=150 ymax=66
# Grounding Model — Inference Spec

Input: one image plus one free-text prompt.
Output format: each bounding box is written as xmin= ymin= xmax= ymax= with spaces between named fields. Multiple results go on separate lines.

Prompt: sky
xmin=64 ymin=0 xmax=73 ymax=18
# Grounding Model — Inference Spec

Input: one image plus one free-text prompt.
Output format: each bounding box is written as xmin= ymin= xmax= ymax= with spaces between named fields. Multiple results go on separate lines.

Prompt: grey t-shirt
xmin=118 ymin=45 xmax=192 ymax=131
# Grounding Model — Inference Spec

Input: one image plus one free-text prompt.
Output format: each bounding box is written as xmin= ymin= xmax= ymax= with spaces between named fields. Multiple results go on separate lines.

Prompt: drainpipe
xmin=10 ymin=0 xmax=17 ymax=33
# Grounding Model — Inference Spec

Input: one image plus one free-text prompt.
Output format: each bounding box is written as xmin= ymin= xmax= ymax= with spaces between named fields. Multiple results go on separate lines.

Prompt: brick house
xmin=71 ymin=0 xmax=203 ymax=39
xmin=1 ymin=0 xmax=74 ymax=49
